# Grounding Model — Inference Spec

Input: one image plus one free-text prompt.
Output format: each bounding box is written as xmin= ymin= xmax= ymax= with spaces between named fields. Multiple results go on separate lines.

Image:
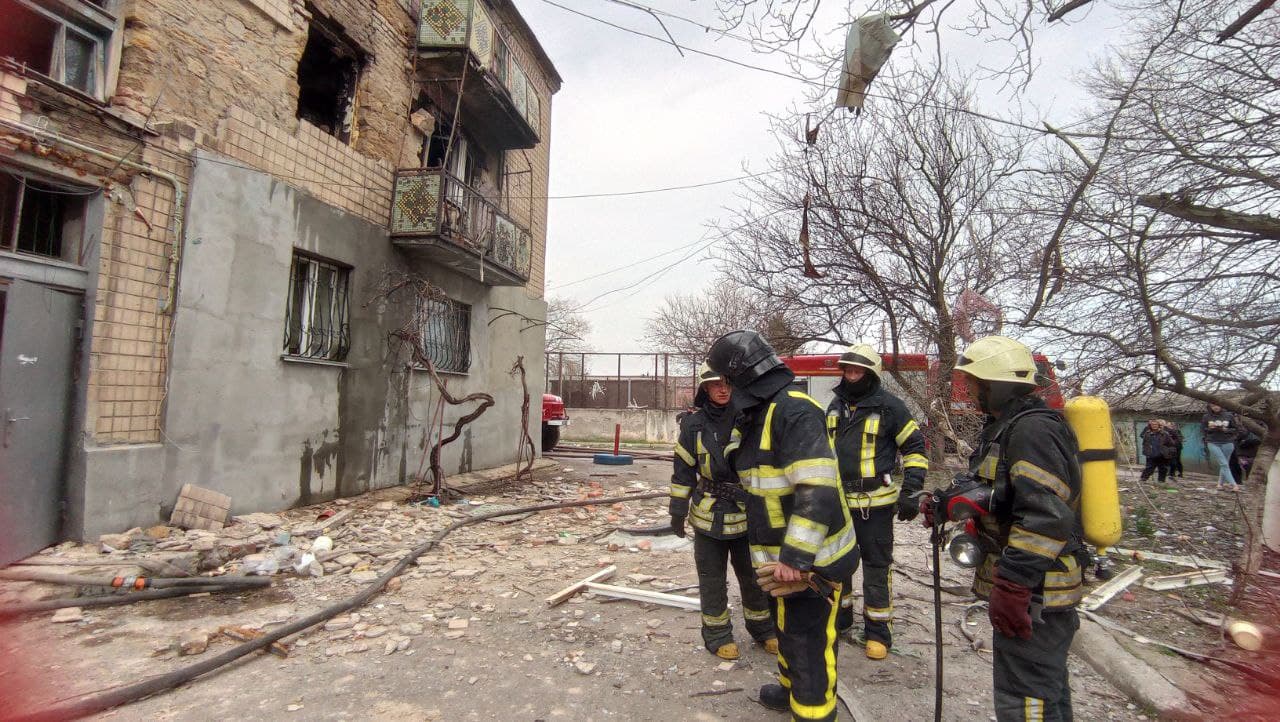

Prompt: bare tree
xmin=719 ymin=71 xmax=1029 ymax=450
xmin=545 ymin=296 xmax=592 ymax=354
xmin=1012 ymin=1 xmax=1279 ymax=582
xmin=642 ymin=278 xmax=813 ymax=369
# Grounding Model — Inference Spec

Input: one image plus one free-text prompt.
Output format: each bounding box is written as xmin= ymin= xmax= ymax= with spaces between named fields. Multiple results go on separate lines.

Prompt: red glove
xmin=919 ymin=495 xmax=935 ymax=529
xmin=988 ymin=570 xmax=1033 ymax=640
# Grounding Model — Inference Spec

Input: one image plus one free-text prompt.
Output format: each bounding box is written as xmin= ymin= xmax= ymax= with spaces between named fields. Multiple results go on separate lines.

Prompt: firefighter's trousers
xmin=693 ymin=532 xmax=774 ymax=651
xmin=776 ymin=586 xmax=842 ymax=722
xmin=993 ymin=608 xmax=1079 ymax=722
xmin=837 ymin=505 xmax=895 ymax=645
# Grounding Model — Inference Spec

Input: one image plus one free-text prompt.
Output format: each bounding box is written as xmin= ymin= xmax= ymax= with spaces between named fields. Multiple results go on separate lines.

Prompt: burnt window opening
xmin=296 ymin=14 xmax=363 ymax=143
xmin=0 ymin=0 xmax=111 ymax=97
xmin=1 ymin=172 xmax=88 ymax=263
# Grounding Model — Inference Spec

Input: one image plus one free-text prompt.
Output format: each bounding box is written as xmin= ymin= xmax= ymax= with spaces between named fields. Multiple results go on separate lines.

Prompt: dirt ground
xmin=3 ymin=454 xmax=1266 ymax=721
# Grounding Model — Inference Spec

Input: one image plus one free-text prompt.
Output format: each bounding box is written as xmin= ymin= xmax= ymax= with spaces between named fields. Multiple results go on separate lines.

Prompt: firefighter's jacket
xmin=670 ymin=402 xmax=748 ymax=540
xmin=826 ymin=380 xmax=929 ymax=511
xmin=727 ymin=377 xmax=858 ymax=581
xmin=969 ymin=396 xmax=1086 ymax=611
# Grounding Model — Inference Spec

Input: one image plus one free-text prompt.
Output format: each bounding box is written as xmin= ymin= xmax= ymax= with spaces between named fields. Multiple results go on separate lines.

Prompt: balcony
xmin=417 ymin=0 xmax=540 ymax=150
xmin=390 ymin=168 xmax=532 ymax=285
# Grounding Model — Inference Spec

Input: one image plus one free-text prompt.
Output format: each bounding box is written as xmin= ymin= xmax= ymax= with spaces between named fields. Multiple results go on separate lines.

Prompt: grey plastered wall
xmin=76 ymin=151 xmax=546 ymax=537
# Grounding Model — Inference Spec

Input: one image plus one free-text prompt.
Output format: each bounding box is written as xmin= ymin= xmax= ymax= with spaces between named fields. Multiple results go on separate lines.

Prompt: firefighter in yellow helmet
xmin=926 ymin=336 xmax=1085 ymax=722
xmin=670 ymin=363 xmax=778 ymax=660
xmin=707 ymin=331 xmax=857 ymax=722
xmin=826 ymin=344 xmax=928 ymax=660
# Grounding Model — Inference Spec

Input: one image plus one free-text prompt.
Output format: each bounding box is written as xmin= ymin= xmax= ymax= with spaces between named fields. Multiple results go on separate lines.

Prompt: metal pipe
xmin=0 ymin=118 xmax=188 ymax=314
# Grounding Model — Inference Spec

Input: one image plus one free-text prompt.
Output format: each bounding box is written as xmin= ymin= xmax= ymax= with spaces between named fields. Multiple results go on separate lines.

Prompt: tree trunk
xmin=1231 ymin=426 xmax=1279 ymax=606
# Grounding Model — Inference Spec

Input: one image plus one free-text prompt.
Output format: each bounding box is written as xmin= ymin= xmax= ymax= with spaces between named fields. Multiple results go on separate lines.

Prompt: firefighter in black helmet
xmin=670 ymin=362 xmax=778 ymax=660
xmin=928 ymin=336 xmax=1085 ymax=722
xmin=826 ymin=344 xmax=928 ymax=660
xmin=707 ymin=330 xmax=857 ymax=722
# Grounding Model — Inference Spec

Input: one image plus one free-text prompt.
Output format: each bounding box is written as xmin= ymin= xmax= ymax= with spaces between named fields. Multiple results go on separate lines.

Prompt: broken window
xmin=295 ymin=11 xmax=363 ymax=142
xmin=420 ymin=297 xmax=470 ymax=374
xmin=0 ymin=171 xmax=88 ymax=262
xmin=283 ymin=251 xmax=350 ymax=362
xmin=0 ymin=0 xmax=116 ymax=98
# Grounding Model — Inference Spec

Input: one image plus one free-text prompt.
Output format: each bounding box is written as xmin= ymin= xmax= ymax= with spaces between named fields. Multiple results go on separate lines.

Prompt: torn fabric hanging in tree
xmin=836 ymin=14 xmax=900 ymax=113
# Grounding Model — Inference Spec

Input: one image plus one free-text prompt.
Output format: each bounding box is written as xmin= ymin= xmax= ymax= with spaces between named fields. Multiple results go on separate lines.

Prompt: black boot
xmin=757 ymin=683 xmax=789 ymax=712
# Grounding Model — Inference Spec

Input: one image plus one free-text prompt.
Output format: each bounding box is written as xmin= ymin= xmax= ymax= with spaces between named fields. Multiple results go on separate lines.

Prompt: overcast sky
xmin=512 ymin=0 xmax=1124 ymax=363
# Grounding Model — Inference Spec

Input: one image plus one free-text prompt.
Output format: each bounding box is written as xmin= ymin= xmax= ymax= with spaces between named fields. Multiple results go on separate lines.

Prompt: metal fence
xmin=544 ymin=352 xmax=694 ymax=410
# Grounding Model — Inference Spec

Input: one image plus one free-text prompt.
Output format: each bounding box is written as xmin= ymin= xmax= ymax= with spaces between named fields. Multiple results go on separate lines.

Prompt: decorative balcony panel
xmin=417 ymin=0 xmax=541 ymax=147
xmin=391 ymin=168 xmax=531 ymax=286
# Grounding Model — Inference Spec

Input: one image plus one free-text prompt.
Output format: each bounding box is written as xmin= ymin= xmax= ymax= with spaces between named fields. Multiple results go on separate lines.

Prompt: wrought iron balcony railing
xmin=390 ymin=168 xmax=532 ymax=285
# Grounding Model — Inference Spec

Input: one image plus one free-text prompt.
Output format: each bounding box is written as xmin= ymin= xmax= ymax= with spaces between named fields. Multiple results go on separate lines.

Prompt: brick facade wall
xmin=3 ymin=0 xmax=556 ymax=446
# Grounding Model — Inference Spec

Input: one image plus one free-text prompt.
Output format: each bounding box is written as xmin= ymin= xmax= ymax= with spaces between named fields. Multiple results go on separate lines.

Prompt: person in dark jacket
xmin=825 ymin=343 xmax=928 ymax=659
xmin=1201 ymin=403 xmax=1240 ymax=491
xmin=1139 ymin=419 xmax=1172 ymax=484
xmin=926 ymin=335 xmax=1084 ymax=722
xmin=670 ymin=362 xmax=777 ymax=660
xmin=1162 ymin=421 xmax=1185 ymax=479
xmin=1235 ymin=429 xmax=1262 ymax=482
xmin=707 ymin=330 xmax=857 ymax=722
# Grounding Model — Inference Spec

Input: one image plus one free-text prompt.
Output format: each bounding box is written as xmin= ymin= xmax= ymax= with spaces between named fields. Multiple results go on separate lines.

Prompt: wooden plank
xmin=835 ymin=680 xmax=871 ymax=722
xmin=1111 ymin=547 xmax=1228 ymax=570
xmin=1142 ymin=568 xmax=1230 ymax=591
xmin=294 ymin=509 xmax=359 ymax=539
xmin=1081 ymin=565 xmax=1143 ymax=612
xmin=545 ymin=565 xmax=616 ymax=607
xmin=583 ymin=582 xmax=700 ymax=611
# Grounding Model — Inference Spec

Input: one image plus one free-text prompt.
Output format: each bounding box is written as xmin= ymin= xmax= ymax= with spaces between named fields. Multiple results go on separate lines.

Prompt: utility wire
xmin=536 ymin=0 xmax=1125 ymax=139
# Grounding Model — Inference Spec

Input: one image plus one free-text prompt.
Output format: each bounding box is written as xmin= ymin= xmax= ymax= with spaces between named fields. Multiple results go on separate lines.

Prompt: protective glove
xmin=988 ymin=570 xmax=1034 ymax=640
xmin=896 ymin=494 xmax=920 ymax=522
xmin=754 ymin=562 xmax=837 ymax=598
xmin=918 ymin=495 xmax=935 ymax=529
xmin=670 ymin=515 xmax=686 ymax=538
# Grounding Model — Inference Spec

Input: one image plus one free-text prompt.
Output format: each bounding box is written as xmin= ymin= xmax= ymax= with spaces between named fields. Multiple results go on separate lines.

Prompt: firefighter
xmin=826 ymin=344 xmax=928 ymax=660
xmin=707 ymin=330 xmax=858 ymax=722
xmin=670 ymin=362 xmax=778 ymax=660
xmin=926 ymin=335 xmax=1085 ymax=722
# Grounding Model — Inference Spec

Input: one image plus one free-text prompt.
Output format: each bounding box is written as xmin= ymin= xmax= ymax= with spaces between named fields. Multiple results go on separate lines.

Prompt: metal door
xmin=0 ymin=279 xmax=79 ymax=565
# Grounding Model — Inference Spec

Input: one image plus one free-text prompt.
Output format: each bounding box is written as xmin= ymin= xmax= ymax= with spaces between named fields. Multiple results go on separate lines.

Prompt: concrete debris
xmin=179 ymin=629 xmax=209 ymax=656
xmin=324 ymin=615 xmax=359 ymax=632
xmin=447 ymin=618 xmax=469 ymax=630
xmin=233 ymin=513 xmax=285 ymax=529
xmin=50 ymin=607 xmax=83 ymax=623
xmin=170 ymin=484 xmax=232 ymax=531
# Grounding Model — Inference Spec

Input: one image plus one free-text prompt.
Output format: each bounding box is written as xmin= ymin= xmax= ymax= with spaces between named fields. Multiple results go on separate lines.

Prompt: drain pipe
xmin=0 ymin=117 xmax=188 ymax=313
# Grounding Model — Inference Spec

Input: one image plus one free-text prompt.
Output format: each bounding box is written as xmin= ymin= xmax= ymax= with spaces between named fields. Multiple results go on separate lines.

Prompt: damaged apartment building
xmin=0 ymin=0 xmax=561 ymax=561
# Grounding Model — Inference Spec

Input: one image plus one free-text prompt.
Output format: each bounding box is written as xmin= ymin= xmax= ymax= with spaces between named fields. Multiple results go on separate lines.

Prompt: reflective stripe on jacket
xmin=730 ymin=389 xmax=858 ymax=580
xmin=670 ymin=408 xmax=748 ymax=539
xmin=826 ymin=382 xmax=928 ymax=509
xmin=968 ymin=397 xmax=1085 ymax=610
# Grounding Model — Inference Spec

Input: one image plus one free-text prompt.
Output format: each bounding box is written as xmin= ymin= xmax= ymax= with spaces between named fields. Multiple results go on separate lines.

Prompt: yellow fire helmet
xmin=955 ymin=335 xmax=1038 ymax=386
xmin=837 ymin=343 xmax=882 ymax=376
xmin=697 ymin=361 xmax=722 ymax=387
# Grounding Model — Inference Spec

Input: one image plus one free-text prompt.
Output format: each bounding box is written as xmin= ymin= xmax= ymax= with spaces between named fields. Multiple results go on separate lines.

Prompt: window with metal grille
xmin=1 ymin=171 xmax=88 ymax=262
xmin=0 ymin=0 xmax=118 ymax=99
xmin=420 ymin=297 xmax=470 ymax=373
xmin=283 ymin=252 xmax=350 ymax=362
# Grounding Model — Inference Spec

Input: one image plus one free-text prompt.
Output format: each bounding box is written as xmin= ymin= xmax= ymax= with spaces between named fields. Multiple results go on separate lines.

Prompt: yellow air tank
xmin=1064 ymin=396 xmax=1123 ymax=550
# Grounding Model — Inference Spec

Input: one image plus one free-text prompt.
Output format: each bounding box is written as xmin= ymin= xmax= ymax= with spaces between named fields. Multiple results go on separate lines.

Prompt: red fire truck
xmin=541 ymin=393 xmax=569 ymax=450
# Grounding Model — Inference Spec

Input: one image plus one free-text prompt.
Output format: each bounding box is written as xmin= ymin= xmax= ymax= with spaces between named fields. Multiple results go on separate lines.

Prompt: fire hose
xmin=8 ymin=490 xmax=667 ymax=722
